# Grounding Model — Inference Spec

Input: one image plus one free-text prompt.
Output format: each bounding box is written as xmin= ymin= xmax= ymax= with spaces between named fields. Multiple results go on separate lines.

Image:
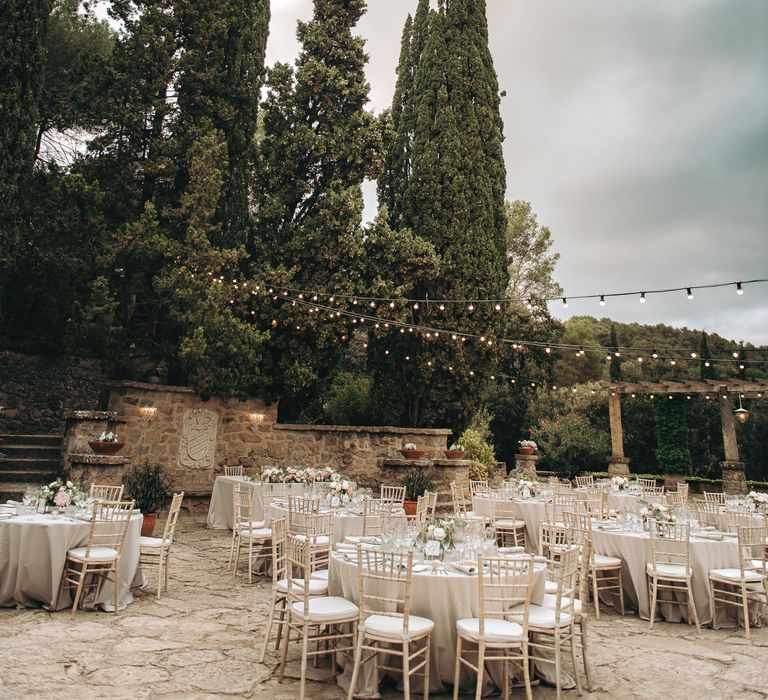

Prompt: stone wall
xmin=0 ymin=351 xmax=108 ymax=434
xmin=105 ymin=381 xmax=457 ymax=503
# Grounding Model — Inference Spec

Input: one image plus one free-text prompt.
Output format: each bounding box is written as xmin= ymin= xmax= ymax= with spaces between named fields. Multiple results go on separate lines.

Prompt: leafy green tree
xmin=253 ymin=0 xmax=382 ymax=413
xmin=531 ymin=413 xmax=610 ymax=479
xmin=35 ymin=0 xmax=114 ymax=164
xmin=652 ymin=396 xmax=693 ymax=475
xmin=504 ymin=200 xmax=562 ymax=310
xmin=372 ymin=0 xmax=509 ymax=429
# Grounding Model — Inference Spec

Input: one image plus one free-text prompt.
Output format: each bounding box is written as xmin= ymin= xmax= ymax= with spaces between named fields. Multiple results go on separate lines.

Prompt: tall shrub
xmin=652 ymin=396 xmax=692 ymax=475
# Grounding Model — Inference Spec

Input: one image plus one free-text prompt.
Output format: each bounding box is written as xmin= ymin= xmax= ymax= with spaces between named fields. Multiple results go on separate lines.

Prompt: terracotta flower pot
xmin=403 ymin=500 xmax=418 ymax=516
xmin=518 ymin=446 xmax=535 ymax=455
xmin=88 ymin=441 xmax=125 ymax=456
xmin=399 ymin=449 xmax=425 ymax=460
xmin=445 ymin=450 xmax=465 ymax=460
xmin=140 ymin=512 xmax=157 ymax=537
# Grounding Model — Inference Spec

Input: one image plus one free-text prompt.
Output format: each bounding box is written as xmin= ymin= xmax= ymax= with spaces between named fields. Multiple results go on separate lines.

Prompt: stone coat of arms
xmin=179 ymin=408 xmax=218 ymax=469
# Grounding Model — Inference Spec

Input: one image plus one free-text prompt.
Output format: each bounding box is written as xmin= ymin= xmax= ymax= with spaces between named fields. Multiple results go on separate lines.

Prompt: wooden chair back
xmin=470 ymin=480 xmax=489 ymax=497
xmin=89 ymin=484 xmax=125 ymax=502
xmin=159 ymin=492 xmax=184 ymax=543
xmin=475 ymin=554 xmax=536 ymax=636
xmin=224 ymin=465 xmax=243 ymax=477
xmin=736 ymin=526 xmax=768 ymax=581
xmin=355 ymin=547 xmax=415 ymax=636
xmin=648 ymin=520 xmax=691 ymax=572
xmin=575 ymin=475 xmax=594 ymax=488
xmin=82 ymin=500 xmax=135 ymax=558
xmin=288 ymin=496 xmax=321 ymax=535
xmin=704 ymin=491 xmax=726 ymax=506
xmin=270 ymin=517 xmax=288 ymax=585
xmin=380 ymin=485 xmax=406 ymax=509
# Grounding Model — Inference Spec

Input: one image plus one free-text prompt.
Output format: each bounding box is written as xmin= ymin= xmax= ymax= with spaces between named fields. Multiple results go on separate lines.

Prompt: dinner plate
xmin=411 ymin=564 xmax=429 ymax=573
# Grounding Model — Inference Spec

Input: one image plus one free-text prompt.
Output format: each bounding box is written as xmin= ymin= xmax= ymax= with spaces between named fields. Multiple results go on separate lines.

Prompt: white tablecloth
xmin=330 ymin=553 xmax=547 ymax=697
xmin=0 ymin=512 xmax=143 ymax=611
xmin=206 ymin=478 xmax=306 ymax=529
xmin=268 ymin=504 xmax=365 ymax=544
xmin=472 ymin=495 xmax=548 ymax=553
xmin=591 ymin=527 xmax=760 ymax=626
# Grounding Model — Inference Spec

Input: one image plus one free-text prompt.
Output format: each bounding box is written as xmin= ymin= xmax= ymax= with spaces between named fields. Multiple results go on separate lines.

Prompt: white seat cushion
xmin=544 ymin=579 xmax=559 ymax=595
xmin=310 ymin=569 xmax=329 ymax=581
xmin=236 ymin=520 xmax=266 ymax=529
xmin=276 ymin=578 xmax=328 ymax=595
xmin=290 ymin=596 xmax=359 ymax=623
xmin=646 ymin=562 xmax=691 ymax=579
xmin=541 ymin=594 xmax=583 ymax=614
xmin=709 ymin=568 xmax=764 ymax=583
xmin=363 ymin=614 xmax=434 ymax=640
xmin=240 ymin=528 xmax=272 ymax=539
xmin=593 ymin=553 xmax=622 ymax=569
xmin=67 ymin=546 xmax=119 ymax=562
xmin=138 ymin=536 xmax=171 ymax=548
xmin=456 ymin=617 xmax=524 ymax=643
xmin=510 ymin=604 xmax=572 ymax=628
xmin=495 ymin=519 xmax=526 ymax=528
xmin=293 ymin=534 xmax=330 ymax=546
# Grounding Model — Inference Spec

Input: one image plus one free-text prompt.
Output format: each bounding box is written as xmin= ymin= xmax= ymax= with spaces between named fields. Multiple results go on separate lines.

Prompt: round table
xmin=329 ymin=552 xmax=547 ymax=697
xmin=267 ymin=503 xmax=366 ymax=544
xmin=0 ymin=511 xmax=143 ymax=611
xmin=206 ymin=478 xmax=306 ymax=530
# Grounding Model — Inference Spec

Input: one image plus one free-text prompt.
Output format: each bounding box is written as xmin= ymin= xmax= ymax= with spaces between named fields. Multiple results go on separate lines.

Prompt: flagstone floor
xmin=1 ymin=516 xmax=766 ymax=699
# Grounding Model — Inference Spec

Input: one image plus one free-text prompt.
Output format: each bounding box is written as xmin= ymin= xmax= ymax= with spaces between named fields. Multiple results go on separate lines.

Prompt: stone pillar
xmin=721 ymin=461 xmax=748 ymax=495
xmin=511 ymin=453 xmax=539 ymax=481
xmin=607 ymin=393 xmax=630 ymax=474
xmin=66 ymin=454 xmax=131 ymax=488
xmin=607 ymin=457 xmax=631 ymax=477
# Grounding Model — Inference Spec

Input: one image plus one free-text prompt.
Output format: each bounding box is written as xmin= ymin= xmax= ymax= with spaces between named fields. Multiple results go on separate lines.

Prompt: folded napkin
xmin=498 ymin=546 xmax=525 ymax=554
xmin=335 ymin=542 xmax=378 ymax=553
xmin=453 ymin=561 xmax=478 ymax=575
xmin=344 ymin=535 xmax=382 ymax=545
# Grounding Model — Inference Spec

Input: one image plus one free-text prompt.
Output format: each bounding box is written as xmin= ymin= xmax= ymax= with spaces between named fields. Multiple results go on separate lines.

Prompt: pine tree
xmin=372 ymin=0 xmax=509 ymax=428
xmin=174 ymin=0 xmax=270 ymax=248
xmin=252 ymin=0 xmax=382 ymax=412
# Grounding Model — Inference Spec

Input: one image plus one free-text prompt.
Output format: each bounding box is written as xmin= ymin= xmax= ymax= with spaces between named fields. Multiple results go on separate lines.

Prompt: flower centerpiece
xmin=39 ymin=478 xmax=82 ymax=510
xmin=747 ymin=490 xmax=768 ymax=512
xmin=445 ymin=442 xmax=466 ymax=459
xmin=88 ymin=431 xmax=125 ymax=455
xmin=400 ymin=442 xmax=425 ymax=460
xmin=640 ymin=502 xmax=676 ymax=527
xmin=611 ymin=475 xmax=629 ymax=492
xmin=518 ymin=439 xmax=537 ymax=455
xmin=327 ymin=473 xmax=355 ymax=507
xmin=517 ymin=479 xmax=539 ymax=498
xmin=416 ymin=516 xmax=467 ymax=558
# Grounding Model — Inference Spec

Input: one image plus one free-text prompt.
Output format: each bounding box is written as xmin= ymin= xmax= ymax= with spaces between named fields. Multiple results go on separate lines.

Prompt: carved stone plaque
xmin=179 ymin=408 xmax=218 ymax=469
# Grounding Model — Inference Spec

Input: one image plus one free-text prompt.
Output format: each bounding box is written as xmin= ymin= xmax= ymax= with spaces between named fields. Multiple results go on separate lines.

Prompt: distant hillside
xmin=552 ymin=316 xmax=767 ymax=386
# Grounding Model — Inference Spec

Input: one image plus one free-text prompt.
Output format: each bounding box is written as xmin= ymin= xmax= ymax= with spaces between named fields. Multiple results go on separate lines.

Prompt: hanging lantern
xmin=734 ymin=395 xmax=749 ymax=423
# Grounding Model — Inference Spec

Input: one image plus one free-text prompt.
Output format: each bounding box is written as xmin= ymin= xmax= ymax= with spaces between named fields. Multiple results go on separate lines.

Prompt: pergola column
xmin=607 ymin=392 xmax=630 ymax=476
xmin=718 ymin=390 xmax=747 ymax=494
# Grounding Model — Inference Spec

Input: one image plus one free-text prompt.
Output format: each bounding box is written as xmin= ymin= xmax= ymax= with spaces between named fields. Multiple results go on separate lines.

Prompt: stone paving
xmin=1 ymin=516 xmax=767 ymax=699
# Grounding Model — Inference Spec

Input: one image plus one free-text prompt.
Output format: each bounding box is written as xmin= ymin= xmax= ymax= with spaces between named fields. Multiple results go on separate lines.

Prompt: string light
xmin=686 ymin=288 xmax=694 ymax=300
xmin=599 ymin=295 xmax=606 ymax=307
xmin=736 ymin=282 xmax=744 ymax=295
xmin=562 ymin=298 xmax=568 ymax=308
xmin=639 ymin=292 xmax=646 ymax=303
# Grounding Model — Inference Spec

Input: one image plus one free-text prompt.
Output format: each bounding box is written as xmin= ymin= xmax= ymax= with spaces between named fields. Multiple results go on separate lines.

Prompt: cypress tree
xmin=174 ymin=0 xmax=270 ymax=248
xmin=252 ymin=0 xmax=382 ymax=412
xmin=609 ymin=323 xmax=622 ymax=382
xmin=653 ymin=396 xmax=693 ymax=475
xmin=372 ymin=0 xmax=508 ymax=428
xmin=0 ymin=0 xmax=52 ymax=269
xmin=699 ymin=331 xmax=716 ymax=381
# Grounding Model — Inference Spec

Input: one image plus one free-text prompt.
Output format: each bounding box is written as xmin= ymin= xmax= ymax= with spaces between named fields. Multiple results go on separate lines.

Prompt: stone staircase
xmin=0 ymin=434 xmax=63 ymax=502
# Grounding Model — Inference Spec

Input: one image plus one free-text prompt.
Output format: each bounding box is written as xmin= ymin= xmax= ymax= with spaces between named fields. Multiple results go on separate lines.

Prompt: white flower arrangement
xmin=517 ymin=479 xmax=540 ymax=496
xmin=258 ymin=466 xmax=337 ymax=484
xmin=640 ymin=502 xmax=676 ymax=523
xmin=417 ymin=516 xmax=466 ymax=549
xmin=404 ymin=443 xmax=417 ymax=451
xmin=611 ymin=476 xmax=629 ymax=491
xmin=39 ymin=478 xmax=82 ymax=508
xmin=747 ymin=491 xmax=768 ymax=507
xmin=519 ymin=440 xmax=537 ymax=449
xmin=449 ymin=442 xmax=465 ymax=451
xmin=328 ymin=476 xmax=355 ymax=504
xmin=98 ymin=431 xmax=119 ymax=442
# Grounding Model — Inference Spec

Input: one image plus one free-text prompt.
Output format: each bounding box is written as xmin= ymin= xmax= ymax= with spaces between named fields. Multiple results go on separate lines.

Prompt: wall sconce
xmin=246 ymin=412 xmax=266 ymax=431
xmin=138 ymin=405 xmax=158 ymax=424
xmin=734 ymin=395 xmax=749 ymax=424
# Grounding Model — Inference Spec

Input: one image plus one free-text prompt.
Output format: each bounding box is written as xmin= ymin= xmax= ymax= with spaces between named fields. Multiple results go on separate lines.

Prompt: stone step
xmin=1 ymin=434 xmax=63 ymax=447
xmin=0 ymin=457 xmax=61 ymax=472
xmin=0 ymin=470 xmax=58 ymax=484
xmin=0 ymin=444 xmax=61 ymax=460
xmin=0 ymin=483 xmax=30 ymax=502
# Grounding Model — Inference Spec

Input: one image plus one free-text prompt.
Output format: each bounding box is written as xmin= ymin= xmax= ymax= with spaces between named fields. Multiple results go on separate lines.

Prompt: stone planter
xmin=518 ymin=447 xmax=535 ymax=456
xmin=399 ymin=449 xmax=425 ymax=460
xmin=88 ymin=441 xmax=125 ymax=456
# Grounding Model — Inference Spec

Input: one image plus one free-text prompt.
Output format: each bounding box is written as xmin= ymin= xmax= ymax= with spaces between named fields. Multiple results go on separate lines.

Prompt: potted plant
xmin=445 ymin=442 xmax=466 ymax=460
xmin=403 ymin=469 xmax=434 ymax=516
xmin=399 ymin=442 xmax=425 ymax=460
xmin=125 ymin=462 xmax=172 ymax=536
xmin=88 ymin=431 xmax=125 ymax=456
xmin=518 ymin=439 xmax=537 ymax=455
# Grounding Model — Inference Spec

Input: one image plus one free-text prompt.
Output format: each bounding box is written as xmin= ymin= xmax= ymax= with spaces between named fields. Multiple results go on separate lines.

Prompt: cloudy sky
xmin=266 ymin=0 xmax=767 ymax=345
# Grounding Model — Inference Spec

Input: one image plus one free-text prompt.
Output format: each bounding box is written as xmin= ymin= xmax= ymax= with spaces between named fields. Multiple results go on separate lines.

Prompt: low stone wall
xmin=102 ymin=381 xmax=458 ymax=506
